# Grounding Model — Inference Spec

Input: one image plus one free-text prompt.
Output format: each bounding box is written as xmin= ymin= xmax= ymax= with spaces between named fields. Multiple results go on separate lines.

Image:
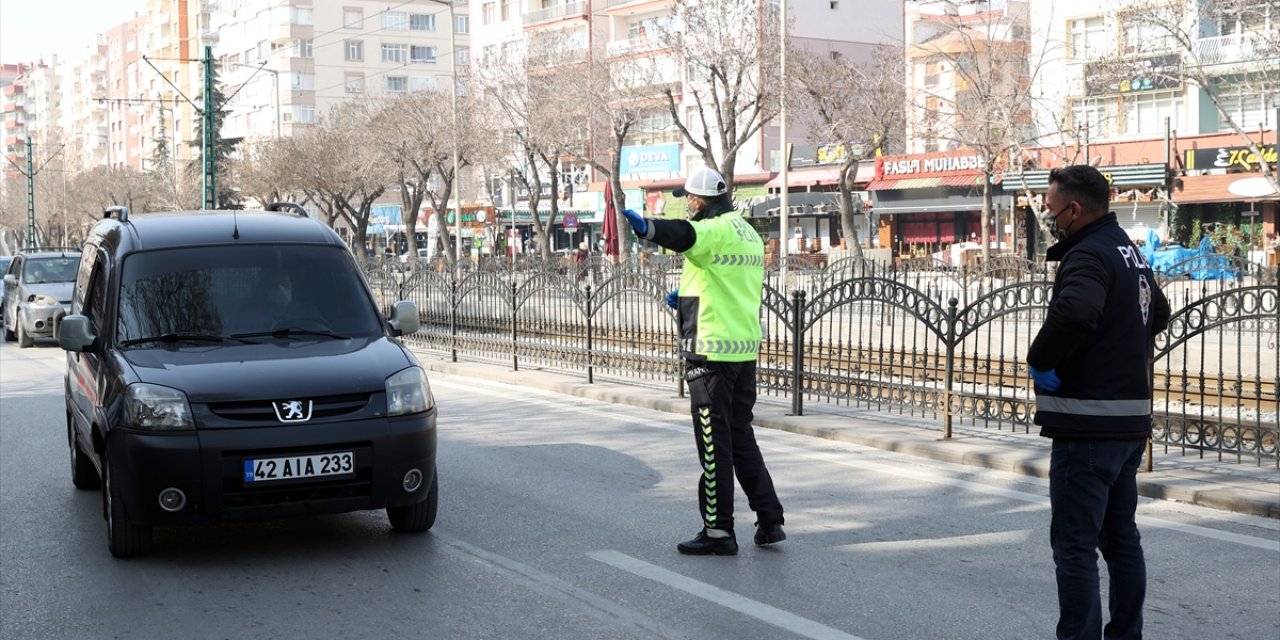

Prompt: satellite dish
xmin=1227 ymin=176 xmax=1279 ymax=198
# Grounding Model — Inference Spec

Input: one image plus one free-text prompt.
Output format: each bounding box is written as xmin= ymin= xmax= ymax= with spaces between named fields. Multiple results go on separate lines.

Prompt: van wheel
xmin=69 ymin=416 xmax=100 ymax=490
xmin=16 ymin=321 xmax=33 ymax=348
xmin=103 ymin=451 xmax=152 ymax=558
xmin=387 ymin=469 xmax=437 ymax=533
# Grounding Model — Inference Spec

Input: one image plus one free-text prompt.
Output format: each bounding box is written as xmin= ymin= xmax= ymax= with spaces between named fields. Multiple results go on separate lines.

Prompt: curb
xmin=414 ymin=355 xmax=1280 ymax=520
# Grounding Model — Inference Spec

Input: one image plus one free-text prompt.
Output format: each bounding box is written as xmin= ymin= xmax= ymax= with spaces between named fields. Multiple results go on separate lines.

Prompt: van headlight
xmin=125 ymin=383 xmax=194 ymax=430
xmin=386 ymin=367 xmax=434 ymax=416
xmin=29 ymin=294 xmax=59 ymax=306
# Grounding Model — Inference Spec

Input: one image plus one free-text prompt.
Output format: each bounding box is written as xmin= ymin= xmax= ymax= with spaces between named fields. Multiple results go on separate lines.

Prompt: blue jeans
xmin=1049 ymin=438 xmax=1147 ymax=640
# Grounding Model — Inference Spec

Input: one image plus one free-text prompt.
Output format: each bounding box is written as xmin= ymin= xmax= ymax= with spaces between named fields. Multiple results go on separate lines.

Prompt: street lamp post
xmin=426 ymin=0 xmax=463 ymax=278
xmin=778 ymin=0 xmax=789 ymax=284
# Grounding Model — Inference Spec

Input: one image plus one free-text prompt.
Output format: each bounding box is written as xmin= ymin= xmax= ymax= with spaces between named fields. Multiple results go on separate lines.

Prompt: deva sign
xmin=622 ymin=143 xmax=681 ymax=177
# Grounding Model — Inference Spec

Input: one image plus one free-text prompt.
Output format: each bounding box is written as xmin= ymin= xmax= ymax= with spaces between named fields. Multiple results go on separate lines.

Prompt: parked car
xmin=59 ymin=204 xmax=437 ymax=557
xmin=2 ymin=249 xmax=81 ymax=348
xmin=0 ymin=255 xmax=11 ymax=301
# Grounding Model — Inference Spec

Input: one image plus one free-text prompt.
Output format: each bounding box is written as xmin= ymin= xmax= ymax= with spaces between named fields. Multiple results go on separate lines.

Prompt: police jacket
xmin=639 ymin=199 xmax=764 ymax=362
xmin=1027 ymin=213 xmax=1171 ymax=440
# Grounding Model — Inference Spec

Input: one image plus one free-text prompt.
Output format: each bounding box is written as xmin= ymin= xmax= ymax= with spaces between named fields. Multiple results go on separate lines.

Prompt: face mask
xmin=1040 ymin=204 xmax=1072 ymax=242
xmin=266 ymin=284 xmax=292 ymax=307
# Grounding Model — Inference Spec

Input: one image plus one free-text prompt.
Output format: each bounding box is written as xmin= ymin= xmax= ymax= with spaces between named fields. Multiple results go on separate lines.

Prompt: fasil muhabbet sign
xmin=878 ymin=153 xmax=984 ymax=177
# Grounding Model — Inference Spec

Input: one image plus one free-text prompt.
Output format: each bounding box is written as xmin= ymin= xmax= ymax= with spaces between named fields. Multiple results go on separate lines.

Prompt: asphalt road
xmin=2 ymin=339 xmax=1278 ymax=640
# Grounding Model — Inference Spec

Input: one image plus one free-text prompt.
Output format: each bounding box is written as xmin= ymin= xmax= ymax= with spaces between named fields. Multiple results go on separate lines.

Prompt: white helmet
xmin=673 ymin=166 xmax=727 ymax=197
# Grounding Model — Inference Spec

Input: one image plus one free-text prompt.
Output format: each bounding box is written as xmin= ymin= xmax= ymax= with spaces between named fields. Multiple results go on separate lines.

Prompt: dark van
xmin=60 ymin=205 xmax=437 ymax=557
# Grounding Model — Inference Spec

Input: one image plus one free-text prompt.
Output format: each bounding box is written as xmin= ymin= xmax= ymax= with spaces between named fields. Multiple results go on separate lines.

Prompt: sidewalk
xmin=412 ymin=353 xmax=1280 ymax=519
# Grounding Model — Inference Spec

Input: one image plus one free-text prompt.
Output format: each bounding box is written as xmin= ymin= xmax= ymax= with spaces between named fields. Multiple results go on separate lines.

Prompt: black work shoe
xmin=677 ymin=531 xmax=738 ymax=556
xmin=754 ymin=523 xmax=786 ymax=546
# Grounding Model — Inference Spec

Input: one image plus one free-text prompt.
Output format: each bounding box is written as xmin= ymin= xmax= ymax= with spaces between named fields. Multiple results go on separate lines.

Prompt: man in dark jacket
xmin=1027 ymin=165 xmax=1171 ymax=640
xmin=621 ymin=166 xmax=785 ymax=556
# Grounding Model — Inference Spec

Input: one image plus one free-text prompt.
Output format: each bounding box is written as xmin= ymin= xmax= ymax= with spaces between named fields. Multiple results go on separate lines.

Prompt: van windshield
xmin=117 ymin=245 xmax=383 ymax=345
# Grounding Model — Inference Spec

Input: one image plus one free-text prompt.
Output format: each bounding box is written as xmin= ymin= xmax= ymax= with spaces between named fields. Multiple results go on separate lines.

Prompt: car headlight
xmin=125 ymin=383 xmax=195 ymax=430
xmin=386 ymin=367 xmax=434 ymax=416
xmin=29 ymin=294 xmax=58 ymax=306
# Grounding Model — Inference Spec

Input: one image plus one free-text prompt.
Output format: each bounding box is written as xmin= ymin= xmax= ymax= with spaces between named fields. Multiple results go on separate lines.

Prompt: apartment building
xmin=195 ymin=0 xmax=469 ymax=142
xmin=1 ymin=64 xmax=37 ymax=180
xmin=469 ymin=0 xmax=903 ymax=251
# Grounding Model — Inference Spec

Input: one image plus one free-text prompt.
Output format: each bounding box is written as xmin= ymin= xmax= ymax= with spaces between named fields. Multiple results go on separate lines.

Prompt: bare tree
xmin=910 ymin=0 xmax=1059 ymax=259
xmin=288 ymin=102 xmax=392 ymax=254
xmin=659 ymin=0 xmax=783 ymax=187
xmin=230 ymin=137 xmax=300 ymax=208
xmin=790 ymin=46 xmax=905 ymax=258
xmin=1101 ymin=0 xmax=1280 ymax=194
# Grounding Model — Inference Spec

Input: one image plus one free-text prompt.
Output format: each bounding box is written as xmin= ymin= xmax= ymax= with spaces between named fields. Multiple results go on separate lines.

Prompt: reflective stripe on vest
xmin=709 ymin=254 xmax=765 ymax=267
xmin=1035 ymin=396 xmax=1151 ymax=417
xmin=680 ymin=338 xmax=762 ymax=356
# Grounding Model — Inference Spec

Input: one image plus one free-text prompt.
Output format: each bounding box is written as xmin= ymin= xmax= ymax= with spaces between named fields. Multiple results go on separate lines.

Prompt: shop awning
xmin=866 ymin=174 xmax=989 ymax=190
xmin=1174 ymin=172 xmax=1280 ymax=204
xmin=1008 ymin=163 xmax=1169 ymax=191
xmin=764 ymin=164 xmax=875 ymax=190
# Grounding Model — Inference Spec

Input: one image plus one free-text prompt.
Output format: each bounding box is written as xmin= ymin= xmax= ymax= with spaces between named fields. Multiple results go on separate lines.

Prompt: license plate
xmin=243 ymin=451 xmax=354 ymax=484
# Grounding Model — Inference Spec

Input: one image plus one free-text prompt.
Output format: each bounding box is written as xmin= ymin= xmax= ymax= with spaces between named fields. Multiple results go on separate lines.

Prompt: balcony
xmin=1194 ymin=32 xmax=1278 ymax=68
xmin=607 ymin=36 xmax=663 ymax=57
xmin=524 ymin=1 xmax=586 ymax=27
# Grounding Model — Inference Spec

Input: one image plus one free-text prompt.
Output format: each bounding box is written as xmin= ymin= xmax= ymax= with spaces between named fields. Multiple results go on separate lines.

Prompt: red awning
xmin=867 ymin=173 xmax=993 ymax=190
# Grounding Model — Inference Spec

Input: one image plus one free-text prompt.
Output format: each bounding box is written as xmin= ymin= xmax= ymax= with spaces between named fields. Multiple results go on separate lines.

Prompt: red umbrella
xmin=602 ymin=180 xmax=619 ymax=257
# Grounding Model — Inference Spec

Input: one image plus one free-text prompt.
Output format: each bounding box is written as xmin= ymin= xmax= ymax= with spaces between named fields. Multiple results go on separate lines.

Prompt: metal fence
xmin=361 ymin=254 xmax=1279 ymax=466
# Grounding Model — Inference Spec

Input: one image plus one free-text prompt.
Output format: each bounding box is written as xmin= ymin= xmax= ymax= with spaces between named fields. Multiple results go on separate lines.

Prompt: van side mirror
xmin=3 ymin=274 xmax=15 ymax=287
xmin=58 ymin=315 xmax=96 ymax=352
xmin=387 ymin=300 xmax=419 ymax=336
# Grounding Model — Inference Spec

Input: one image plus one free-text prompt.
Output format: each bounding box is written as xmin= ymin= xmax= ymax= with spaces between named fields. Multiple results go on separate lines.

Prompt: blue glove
xmin=621 ymin=208 xmax=648 ymax=236
xmin=1029 ymin=366 xmax=1061 ymax=393
xmin=665 ymin=290 xmax=678 ymax=310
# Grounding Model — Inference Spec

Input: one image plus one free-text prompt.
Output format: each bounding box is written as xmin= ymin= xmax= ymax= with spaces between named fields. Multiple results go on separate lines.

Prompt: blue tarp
xmin=1143 ymin=233 xmax=1236 ymax=280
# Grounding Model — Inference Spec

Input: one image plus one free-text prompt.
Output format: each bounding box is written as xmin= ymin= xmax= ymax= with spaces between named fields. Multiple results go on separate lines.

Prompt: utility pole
xmin=202 ymin=46 xmax=217 ymax=210
xmin=25 ymin=137 xmax=36 ymax=247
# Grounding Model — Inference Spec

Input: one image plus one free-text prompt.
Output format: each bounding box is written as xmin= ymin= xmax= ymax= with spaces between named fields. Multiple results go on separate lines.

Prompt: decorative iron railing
xmin=362 ymin=257 xmax=1279 ymax=466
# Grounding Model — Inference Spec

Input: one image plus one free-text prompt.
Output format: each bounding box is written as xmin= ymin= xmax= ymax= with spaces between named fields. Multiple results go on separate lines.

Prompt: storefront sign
xmin=1084 ymin=55 xmax=1180 ymax=97
xmin=621 ymin=143 xmax=681 ymax=177
xmin=1007 ymin=164 xmax=1168 ymax=191
xmin=877 ymin=153 xmax=983 ymax=178
xmin=816 ymin=142 xmax=867 ymax=165
xmin=1185 ymin=143 xmax=1278 ymax=172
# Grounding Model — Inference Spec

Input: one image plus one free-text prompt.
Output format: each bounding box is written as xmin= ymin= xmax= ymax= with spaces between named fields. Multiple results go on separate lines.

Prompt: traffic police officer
xmin=622 ymin=166 xmax=785 ymax=556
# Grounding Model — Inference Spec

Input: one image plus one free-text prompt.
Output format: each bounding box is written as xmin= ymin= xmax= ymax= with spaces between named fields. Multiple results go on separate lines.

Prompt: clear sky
xmin=0 ymin=0 xmax=143 ymax=65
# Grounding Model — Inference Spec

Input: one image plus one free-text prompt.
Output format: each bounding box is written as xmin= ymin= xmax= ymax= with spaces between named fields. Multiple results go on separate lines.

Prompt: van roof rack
xmin=265 ymin=202 xmax=309 ymax=217
xmin=103 ymin=205 xmax=129 ymax=222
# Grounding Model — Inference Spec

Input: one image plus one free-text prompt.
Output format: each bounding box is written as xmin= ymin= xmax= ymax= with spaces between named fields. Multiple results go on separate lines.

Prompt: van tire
xmin=387 ymin=469 xmax=437 ymax=533
xmin=103 ymin=451 xmax=152 ymax=558
xmin=16 ymin=321 xmax=32 ymax=348
xmin=69 ymin=415 xmax=100 ymax=490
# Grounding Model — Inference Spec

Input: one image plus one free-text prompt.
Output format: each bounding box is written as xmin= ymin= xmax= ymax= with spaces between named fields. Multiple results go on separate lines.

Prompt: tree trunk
xmin=838 ymin=159 xmax=864 ymax=259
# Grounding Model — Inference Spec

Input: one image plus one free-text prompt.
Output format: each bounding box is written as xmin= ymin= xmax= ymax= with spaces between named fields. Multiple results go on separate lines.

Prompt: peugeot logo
xmin=272 ymin=399 xmax=313 ymax=423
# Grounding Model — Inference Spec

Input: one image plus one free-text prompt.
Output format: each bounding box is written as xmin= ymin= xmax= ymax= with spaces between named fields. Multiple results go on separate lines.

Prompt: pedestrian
xmin=1027 ymin=165 xmax=1170 ymax=640
xmin=575 ymin=241 xmax=589 ymax=282
xmin=621 ymin=166 xmax=785 ymax=556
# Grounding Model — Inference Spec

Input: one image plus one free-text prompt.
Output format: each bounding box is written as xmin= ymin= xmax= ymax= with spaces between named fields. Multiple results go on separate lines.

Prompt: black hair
xmin=1048 ymin=165 xmax=1110 ymax=215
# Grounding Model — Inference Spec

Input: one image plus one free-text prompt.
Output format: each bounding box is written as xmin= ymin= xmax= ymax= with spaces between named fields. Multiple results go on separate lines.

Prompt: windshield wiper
xmin=122 ymin=333 xmax=246 ymax=347
xmin=231 ymin=327 xmax=349 ymax=341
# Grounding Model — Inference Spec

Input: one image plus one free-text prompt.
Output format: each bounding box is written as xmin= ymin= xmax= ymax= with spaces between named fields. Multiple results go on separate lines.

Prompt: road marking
xmin=433 ymin=531 xmax=689 ymax=640
xmin=589 ymin=550 xmax=870 ymax=640
xmin=432 ymin=377 xmax=1280 ymax=552
xmin=838 ymin=529 xmax=1034 ymax=552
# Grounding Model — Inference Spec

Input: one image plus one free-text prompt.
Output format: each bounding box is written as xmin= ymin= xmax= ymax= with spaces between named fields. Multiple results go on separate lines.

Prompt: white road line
xmin=838 ymin=529 xmax=1034 ymax=552
xmin=432 ymin=377 xmax=1280 ymax=552
xmin=590 ymin=550 xmax=871 ymax=640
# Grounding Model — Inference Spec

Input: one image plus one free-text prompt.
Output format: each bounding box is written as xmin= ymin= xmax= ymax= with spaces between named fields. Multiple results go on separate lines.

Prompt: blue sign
xmin=621 ymin=143 xmax=681 ymax=177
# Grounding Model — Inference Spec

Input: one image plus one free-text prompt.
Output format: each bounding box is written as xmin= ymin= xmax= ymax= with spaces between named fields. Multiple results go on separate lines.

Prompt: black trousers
xmin=686 ymin=360 xmax=784 ymax=534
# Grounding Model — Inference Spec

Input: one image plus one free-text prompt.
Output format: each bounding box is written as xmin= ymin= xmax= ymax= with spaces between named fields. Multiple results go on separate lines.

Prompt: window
xmin=382 ymin=11 xmax=408 ymax=30
xmin=1122 ymin=11 xmax=1176 ymax=55
xmin=1122 ymin=91 xmax=1183 ymax=136
xmin=483 ymin=2 xmax=495 ymax=25
xmin=409 ymin=76 xmax=438 ymax=92
xmin=1068 ymin=16 xmax=1107 ymax=60
xmin=455 ymin=15 xmax=469 ymax=33
xmin=1070 ymin=97 xmax=1113 ymax=139
xmin=345 ymin=40 xmax=363 ymax=61
xmin=290 ymin=6 xmax=313 ymax=25
xmin=1216 ymin=87 xmax=1280 ymax=131
xmin=386 ymin=76 xmax=408 ymax=92
xmin=299 ymin=39 xmax=313 ymax=58
xmin=290 ymin=73 xmax=315 ymax=90
xmin=411 ymin=45 xmax=437 ymax=64
xmin=344 ymin=8 xmax=362 ymax=28
xmin=457 ymin=47 xmax=470 ymax=66
xmin=285 ymin=105 xmax=315 ymax=124
xmin=629 ymin=110 xmax=679 ymax=145
xmin=483 ymin=44 xmax=497 ymax=63
xmin=830 ymin=1 xmax=839 ymax=8
xmin=382 ymin=43 xmax=408 ymax=63
xmin=501 ymin=0 xmax=511 ymax=21
xmin=345 ymin=73 xmax=365 ymax=93
xmin=410 ymin=14 xmax=436 ymax=31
